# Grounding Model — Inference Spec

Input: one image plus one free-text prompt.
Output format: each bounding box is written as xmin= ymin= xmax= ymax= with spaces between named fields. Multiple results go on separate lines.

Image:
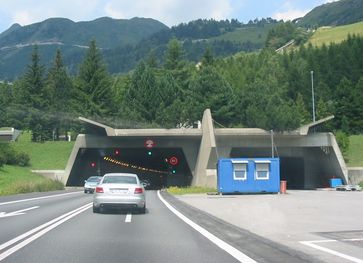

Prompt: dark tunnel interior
xmin=230 ymin=148 xmax=306 ymax=189
xmin=67 ymin=147 xmax=193 ymax=189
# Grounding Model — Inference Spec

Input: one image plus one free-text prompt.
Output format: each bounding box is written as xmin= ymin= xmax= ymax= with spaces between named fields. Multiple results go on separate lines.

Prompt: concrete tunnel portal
xmin=68 ymin=147 xmax=193 ymax=189
xmin=62 ymin=110 xmax=348 ymax=190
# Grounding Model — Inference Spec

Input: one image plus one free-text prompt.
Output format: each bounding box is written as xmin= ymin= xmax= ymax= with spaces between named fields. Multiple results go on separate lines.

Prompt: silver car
xmin=84 ymin=176 xmax=102 ymax=193
xmin=93 ymin=173 xmax=146 ymax=214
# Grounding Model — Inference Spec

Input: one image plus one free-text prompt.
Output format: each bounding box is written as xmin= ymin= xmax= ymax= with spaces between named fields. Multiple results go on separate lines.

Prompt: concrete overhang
xmin=295 ymin=115 xmax=335 ymax=135
xmin=79 ymin=117 xmax=202 ymax=138
xmin=114 ymin=128 xmax=202 ymax=138
xmin=0 ymin=128 xmax=21 ymax=142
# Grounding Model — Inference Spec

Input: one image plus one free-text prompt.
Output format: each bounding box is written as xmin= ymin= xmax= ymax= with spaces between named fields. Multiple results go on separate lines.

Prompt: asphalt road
xmin=0 ymin=190 xmax=318 ymax=263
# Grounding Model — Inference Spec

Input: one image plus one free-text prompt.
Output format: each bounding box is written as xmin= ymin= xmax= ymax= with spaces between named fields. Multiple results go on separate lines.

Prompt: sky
xmin=0 ymin=0 xmax=338 ymax=34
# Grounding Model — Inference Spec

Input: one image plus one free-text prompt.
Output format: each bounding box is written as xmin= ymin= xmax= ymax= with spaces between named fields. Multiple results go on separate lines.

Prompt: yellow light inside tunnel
xmin=103 ymin=156 xmax=168 ymax=174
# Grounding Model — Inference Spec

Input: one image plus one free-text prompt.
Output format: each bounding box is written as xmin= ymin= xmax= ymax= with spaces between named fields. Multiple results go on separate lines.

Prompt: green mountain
xmin=1 ymin=0 xmax=362 ymax=80
xmin=0 ymin=17 xmax=168 ymax=49
xmin=0 ymin=17 xmax=168 ymax=80
xmin=0 ymin=17 xmax=278 ymax=80
xmin=104 ymin=18 xmax=280 ymax=74
xmin=297 ymin=0 xmax=363 ymax=28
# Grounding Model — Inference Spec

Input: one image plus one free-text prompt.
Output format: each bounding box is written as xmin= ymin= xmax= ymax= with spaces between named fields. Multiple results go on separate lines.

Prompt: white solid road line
xmin=0 ymin=206 xmax=39 ymax=218
xmin=157 ymin=190 xmax=257 ymax=263
xmin=0 ymin=191 xmax=83 ymax=206
xmin=300 ymin=240 xmax=363 ymax=263
xmin=0 ymin=203 xmax=92 ymax=261
xmin=125 ymin=213 xmax=132 ymax=223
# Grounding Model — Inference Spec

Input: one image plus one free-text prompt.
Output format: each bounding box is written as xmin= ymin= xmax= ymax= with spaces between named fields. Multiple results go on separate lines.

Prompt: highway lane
xmin=0 ymin=190 xmax=320 ymax=263
xmin=0 ymin=191 xmax=243 ymax=263
xmin=0 ymin=190 xmax=89 ymax=246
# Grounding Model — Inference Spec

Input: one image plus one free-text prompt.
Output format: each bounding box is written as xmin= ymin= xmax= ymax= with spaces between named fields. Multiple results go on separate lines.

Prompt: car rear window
xmin=87 ymin=177 xmax=101 ymax=182
xmin=102 ymin=176 xmax=137 ymax=184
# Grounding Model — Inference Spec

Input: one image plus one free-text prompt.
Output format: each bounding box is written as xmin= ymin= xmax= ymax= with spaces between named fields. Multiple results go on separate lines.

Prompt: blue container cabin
xmin=217 ymin=158 xmax=280 ymax=194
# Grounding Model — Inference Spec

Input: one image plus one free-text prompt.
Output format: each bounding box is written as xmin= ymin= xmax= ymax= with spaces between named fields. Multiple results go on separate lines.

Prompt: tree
xmin=295 ymin=93 xmax=310 ymax=125
xmin=18 ymin=46 xmax=50 ymax=141
xmin=164 ymin=38 xmax=184 ymax=70
xmin=75 ymin=40 xmax=113 ymax=118
xmin=201 ymin=47 xmax=214 ymax=66
xmin=333 ymin=77 xmax=354 ymax=133
xmin=350 ymin=76 xmax=363 ymax=133
xmin=186 ymin=65 xmax=235 ymax=126
xmin=123 ymin=62 xmax=160 ymax=122
xmin=47 ymin=49 xmax=74 ymax=140
xmin=155 ymin=72 xmax=185 ymax=127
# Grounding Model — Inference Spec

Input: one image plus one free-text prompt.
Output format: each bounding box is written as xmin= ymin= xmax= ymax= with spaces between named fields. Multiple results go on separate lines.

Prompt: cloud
xmin=103 ymin=0 xmax=233 ymax=26
xmin=273 ymin=9 xmax=309 ymax=21
xmin=1 ymin=0 xmax=101 ymax=27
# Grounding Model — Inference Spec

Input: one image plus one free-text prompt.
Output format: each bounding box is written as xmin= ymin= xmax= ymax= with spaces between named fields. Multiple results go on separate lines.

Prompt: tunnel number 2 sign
xmin=144 ymin=139 xmax=155 ymax=149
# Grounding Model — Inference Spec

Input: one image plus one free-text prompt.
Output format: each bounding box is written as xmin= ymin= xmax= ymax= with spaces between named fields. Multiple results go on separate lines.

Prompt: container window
xmin=255 ymin=163 xmax=270 ymax=180
xmin=233 ymin=163 xmax=247 ymax=180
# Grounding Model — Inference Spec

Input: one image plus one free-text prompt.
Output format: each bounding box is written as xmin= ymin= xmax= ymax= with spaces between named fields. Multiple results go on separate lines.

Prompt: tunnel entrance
xmin=230 ymin=148 xmax=306 ymax=189
xmin=280 ymin=157 xmax=305 ymax=189
xmin=67 ymin=147 xmax=192 ymax=189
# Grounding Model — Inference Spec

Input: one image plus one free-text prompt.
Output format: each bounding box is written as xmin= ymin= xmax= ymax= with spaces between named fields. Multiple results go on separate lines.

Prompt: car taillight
xmin=134 ymin=187 xmax=143 ymax=194
xmin=96 ymin=186 xmax=104 ymax=193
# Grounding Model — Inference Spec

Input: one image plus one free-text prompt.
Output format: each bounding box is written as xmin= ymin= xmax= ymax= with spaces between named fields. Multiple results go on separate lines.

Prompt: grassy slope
xmin=308 ymin=21 xmax=363 ymax=47
xmin=210 ymin=24 xmax=275 ymax=45
xmin=346 ymin=135 xmax=363 ymax=167
xmin=0 ymin=165 xmax=48 ymax=195
xmin=0 ymin=132 xmax=74 ymax=195
xmin=11 ymin=132 xmax=74 ymax=169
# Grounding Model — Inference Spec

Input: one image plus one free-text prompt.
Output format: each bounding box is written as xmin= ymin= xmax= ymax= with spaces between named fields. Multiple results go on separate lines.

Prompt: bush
xmin=6 ymin=179 xmax=64 ymax=195
xmin=335 ymin=130 xmax=350 ymax=159
xmin=0 ymin=152 xmax=6 ymax=167
xmin=0 ymin=143 xmax=30 ymax=166
xmin=14 ymin=152 xmax=30 ymax=167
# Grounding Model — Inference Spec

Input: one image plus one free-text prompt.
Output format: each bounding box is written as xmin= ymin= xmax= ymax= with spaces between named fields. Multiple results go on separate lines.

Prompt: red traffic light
xmin=114 ymin=149 xmax=120 ymax=155
xmin=169 ymin=156 xmax=179 ymax=166
xmin=90 ymin=162 xmax=96 ymax=168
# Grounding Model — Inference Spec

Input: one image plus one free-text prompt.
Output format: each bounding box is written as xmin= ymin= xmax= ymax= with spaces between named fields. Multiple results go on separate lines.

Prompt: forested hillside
xmin=0 ymin=17 xmax=279 ymax=80
xmin=0 ymin=17 xmax=168 ymax=80
xmin=297 ymin=0 xmax=363 ymax=28
xmin=1 ymin=34 xmax=362 ymax=142
xmin=104 ymin=18 xmax=279 ymax=74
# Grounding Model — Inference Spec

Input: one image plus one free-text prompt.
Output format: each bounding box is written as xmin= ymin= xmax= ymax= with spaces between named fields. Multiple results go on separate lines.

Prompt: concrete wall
xmin=192 ymin=109 xmax=217 ymax=188
xmin=348 ymin=168 xmax=363 ymax=184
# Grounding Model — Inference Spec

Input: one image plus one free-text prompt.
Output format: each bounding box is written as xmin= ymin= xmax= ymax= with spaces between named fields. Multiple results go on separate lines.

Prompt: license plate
xmin=111 ymin=189 xmax=128 ymax=194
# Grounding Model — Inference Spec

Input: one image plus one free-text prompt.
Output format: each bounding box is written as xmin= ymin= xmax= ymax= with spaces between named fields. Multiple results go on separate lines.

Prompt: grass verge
xmin=346 ymin=135 xmax=363 ymax=167
xmin=0 ymin=165 xmax=64 ymax=196
xmin=167 ymin=186 xmax=217 ymax=195
xmin=11 ymin=131 xmax=74 ymax=169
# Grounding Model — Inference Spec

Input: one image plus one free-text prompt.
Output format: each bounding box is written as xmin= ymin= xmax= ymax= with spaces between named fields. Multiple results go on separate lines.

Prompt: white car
xmin=93 ymin=173 xmax=146 ymax=214
xmin=84 ymin=176 xmax=102 ymax=193
xmin=336 ymin=184 xmax=362 ymax=191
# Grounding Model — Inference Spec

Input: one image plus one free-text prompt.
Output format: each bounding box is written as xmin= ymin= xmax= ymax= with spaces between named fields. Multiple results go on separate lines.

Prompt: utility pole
xmin=311 ymin=70 xmax=316 ymax=122
xmin=271 ymin=130 xmax=274 ymax=158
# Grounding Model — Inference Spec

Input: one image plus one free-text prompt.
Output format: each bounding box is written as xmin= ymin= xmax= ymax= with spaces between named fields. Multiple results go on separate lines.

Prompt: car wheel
xmin=139 ymin=205 xmax=146 ymax=214
xmin=93 ymin=205 xmax=100 ymax=213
